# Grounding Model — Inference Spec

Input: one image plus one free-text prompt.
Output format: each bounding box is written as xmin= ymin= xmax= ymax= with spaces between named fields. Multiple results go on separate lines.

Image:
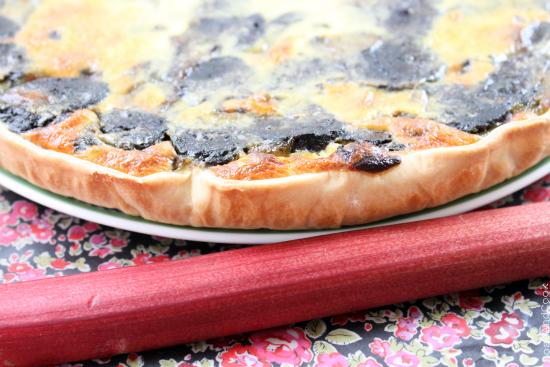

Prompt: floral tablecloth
xmin=0 ymin=174 xmax=549 ymax=367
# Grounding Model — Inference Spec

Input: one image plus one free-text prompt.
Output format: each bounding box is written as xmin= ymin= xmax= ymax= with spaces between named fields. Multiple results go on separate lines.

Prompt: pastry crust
xmin=1 ymin=114 xmax=548 ymax=229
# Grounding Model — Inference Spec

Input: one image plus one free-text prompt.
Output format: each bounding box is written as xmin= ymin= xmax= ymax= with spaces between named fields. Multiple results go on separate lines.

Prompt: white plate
xmin=0 ymin=157 xmax=549 ymax=244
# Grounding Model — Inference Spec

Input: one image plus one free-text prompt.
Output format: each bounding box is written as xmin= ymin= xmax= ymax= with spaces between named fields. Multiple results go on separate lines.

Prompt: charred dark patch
xmin=384 ymin=0 xmax=436 ymax=36
xmin=0 ymin=16 xmax=18 ymax=38
xmin=336 ymin=144 xmax=401 ymax=172
xmin=48 ymin=30 xmax=62 ymax=40
xmin=194 ymin=14 xmax=265 ymax=46
xmin=74 ymin=133 xmax=101 ymax=152
xmin=520 ymin=22 xmax=550 ymax=49
xmin=0 ymin=77 xmax=108 ymax=132
xmin=178 ymin=56 xmax=252 ymax=99
xmin=357 ymin=40 xmax=443 ymax=90
xmin=434 ymin=54 xmax=548 ymax=133
xmin=0 ymin=43 xmax=24 ymax=82
xmin=99 ymin=109 xmax=168 ymax=150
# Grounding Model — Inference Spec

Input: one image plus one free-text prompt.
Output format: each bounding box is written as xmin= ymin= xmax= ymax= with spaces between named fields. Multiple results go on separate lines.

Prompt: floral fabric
xmin=0 ymin=174 xmax=549 ymax=367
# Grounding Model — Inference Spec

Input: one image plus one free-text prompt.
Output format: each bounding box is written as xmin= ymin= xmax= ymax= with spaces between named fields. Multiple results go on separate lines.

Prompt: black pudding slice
xmin=170 ymin=129 xmax=245 ymax=166
xmin=100 ymin=109 xmax=168 ymax=150
xmin=358 ymin=40 xmax=443 ymax=90
xmin=0 ymin=77 xmax=108 ymax=133
xmin=433 ymin=54 xmax=549 ymax=133
xmin=170 ymin=109 xmax=396 ymax=166
xmin=250 ymin=114 xmax=344 ymax=154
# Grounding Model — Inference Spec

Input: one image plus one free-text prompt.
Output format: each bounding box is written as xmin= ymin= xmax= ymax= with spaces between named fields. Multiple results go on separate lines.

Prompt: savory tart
xmin=0 ymin=0 xmax=549 ymax=229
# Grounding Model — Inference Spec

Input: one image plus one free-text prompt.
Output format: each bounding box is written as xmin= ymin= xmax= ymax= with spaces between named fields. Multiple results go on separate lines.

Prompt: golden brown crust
xmin=0 ymin=115 xmax=549 ymax=229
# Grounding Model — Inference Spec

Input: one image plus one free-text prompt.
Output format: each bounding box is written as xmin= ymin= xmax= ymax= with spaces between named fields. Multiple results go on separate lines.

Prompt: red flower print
xmin=30 ymin=219 xmax=54 ymax=243
xmin=132 ymin=253 xmax=170 ymax=265
xmin=90 ymin=247 xmax=113 ymax=258
xmin=0 ymin=226 xmax=19 ymax=245
xmin=395 ymin=317 xmax=419 ymax=341
xmin=484 ymin=312 xmax=525 ymax=346
xmin=51 ymin=258 xmax=71 ymax=270
xmin=315 ymin=353 xmax=348 ymax=367
xmin=331 ymin=311 xmax=367 ymax=326
xmin=458 ymin=290 xmax=485 ymax=311
xmin=7 ymin=262 xmax=32 ymax=273
xmin=68 ymin=226 xmax=86 ymax=242
xmin=462 ymin=357 xmax=474 ymax=366
xmin=110 ymin=238 xmax=128 ymax=248
xmin=385 ymin=350 xmax=420 ymax=367
xmin=535 ymin=281 xmax=549 ymax=296
xmin=218 ymin=344 xmax=269 ymax=367
xmin=407 ymin=306 xmax=422 ymax=320
xmin=250 ymin=327 xmax=312 ymax=366
xmin=83 ymin=222 xmax=100 ymax=232
xmin=369 ymin=338 xmax=391 ymax=358
xmin=11 ymin=201 xmax=38 ymax=222
xmin=523 ymin=187 xmax=549 ymax=202
xmin=441 ymin=313 xmax=470 ymax=337
xmin=357 ymin=358 xmax=383 ymax=367
xmin=420 ymin=325 xmax=461 ymax=350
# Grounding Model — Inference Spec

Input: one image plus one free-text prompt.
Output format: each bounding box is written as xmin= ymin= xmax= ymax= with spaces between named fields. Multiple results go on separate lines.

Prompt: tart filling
xmin=0 ymin=0 xmax=549 ymax=179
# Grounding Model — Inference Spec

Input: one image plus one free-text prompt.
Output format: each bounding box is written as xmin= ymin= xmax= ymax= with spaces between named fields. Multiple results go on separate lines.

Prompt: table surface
xmin=0 ymin=175 xmax=549 ymax=367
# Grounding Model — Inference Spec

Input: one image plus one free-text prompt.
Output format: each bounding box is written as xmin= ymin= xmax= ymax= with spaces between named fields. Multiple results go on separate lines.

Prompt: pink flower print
xmin=90 ymin=233 xmax=106 ymax=245
xmin=369 ymin=338 xmax=391 ymax=358
xmin=250 ymin=327 xmax=313 ymax=366
xmin=0 ymin=226 xmax=19 ymax=245
xmin=18 ymin=268 xmax=47 ymax=281
xmin=395 ymin=317 xmax=419 ymax=341
xmin=357 ymin=358 xmax=383 ymax=367
xmin=315 ymin=353 xmax=348 ymax=367
xmin=420 ymin=325 xmax=461 ymax=350
xmin=385 ymin=350 xmax=420 ymax=367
